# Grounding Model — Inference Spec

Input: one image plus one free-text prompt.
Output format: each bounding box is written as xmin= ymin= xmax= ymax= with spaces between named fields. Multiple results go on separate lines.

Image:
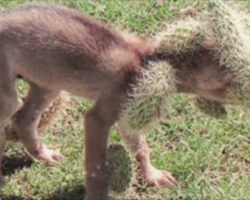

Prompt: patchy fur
xmin=0 ymin=4 xmax=154 ymax=200
xmin=0 ymin=2 xmax=245 ymax=200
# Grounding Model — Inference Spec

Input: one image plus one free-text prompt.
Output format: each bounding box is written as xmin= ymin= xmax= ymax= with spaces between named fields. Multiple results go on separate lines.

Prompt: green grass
xmin=1 ymin=0 xmax=250 ymax=200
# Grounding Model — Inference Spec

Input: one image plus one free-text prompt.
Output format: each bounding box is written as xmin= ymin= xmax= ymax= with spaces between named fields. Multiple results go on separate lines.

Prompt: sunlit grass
xmin=1 ymin=0 xmax=250 ymax=199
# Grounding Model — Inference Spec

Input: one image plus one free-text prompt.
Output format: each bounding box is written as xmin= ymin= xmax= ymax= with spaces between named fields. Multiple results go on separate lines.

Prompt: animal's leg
xmin=0 ymin=76 xmax=17 ymax=184
xmin=84 ymin=96 xmax=122 ymax=200
xmin=12 ymin=82 xmax=60 ymax=164
xmin=117 ymin=122 xmax=177 ymax=188
xmin=0 ymin=132 xmax=6 ymax=184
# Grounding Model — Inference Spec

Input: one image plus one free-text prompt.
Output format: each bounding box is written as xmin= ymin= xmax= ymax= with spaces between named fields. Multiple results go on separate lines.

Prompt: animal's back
xmin=0 ymin=3 xmax=124 ymax=56
xmin=0 ymin=4 xmax=137 ymax=98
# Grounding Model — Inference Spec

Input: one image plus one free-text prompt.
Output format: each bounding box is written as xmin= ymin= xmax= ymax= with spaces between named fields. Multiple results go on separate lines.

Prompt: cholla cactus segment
xmin=227 ymin=82 xmax=250 ymax=106
xmin=195 ymin=97 xmax=227 ymax=118
xmin=229 ymin=1 xmax=250 ymax=31
xmin=208 ymin=0 xmax=250 ymax=85
xmin=241 ymin=13 xmax=250 ymax=32
xmin=38 ymin=92 xmax=70 ymax=132
xmin=6 ymin=92 xmax=70 ymax=141
xmin=121 ymin=61 xmax=177 ymax=132
xmin=154 ymin=17 xmax=206 ymax=55
xmin=107 ymin=143 xmax=132 ymax=194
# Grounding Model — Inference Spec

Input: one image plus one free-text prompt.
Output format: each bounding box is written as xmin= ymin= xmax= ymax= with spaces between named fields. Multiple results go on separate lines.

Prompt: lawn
xmin=1 ymin=0 xmax=250 ymax=200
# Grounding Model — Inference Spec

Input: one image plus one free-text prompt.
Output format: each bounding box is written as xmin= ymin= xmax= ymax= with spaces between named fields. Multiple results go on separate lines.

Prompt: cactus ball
xmin=107 ymin=143 xmax=132 ymax=194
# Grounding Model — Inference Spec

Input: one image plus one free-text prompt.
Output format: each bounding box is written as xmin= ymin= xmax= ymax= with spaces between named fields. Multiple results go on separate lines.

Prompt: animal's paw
xmin=34 ymin=144 xmax=63 ymax=165
xmin=142 ymin=166 xmax=177 ymax=189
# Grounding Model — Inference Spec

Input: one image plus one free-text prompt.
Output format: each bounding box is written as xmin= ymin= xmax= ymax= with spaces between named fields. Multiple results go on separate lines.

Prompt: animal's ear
xmin=120 ymin=31 xmax=156 ymax=56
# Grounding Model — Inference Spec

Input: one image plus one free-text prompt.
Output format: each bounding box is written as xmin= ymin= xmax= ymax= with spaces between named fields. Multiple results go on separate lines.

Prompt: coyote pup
xmin=0 ymin=3 xmax=231 ymax=200
xmin=0 ymin=3 xmax=174 ymax=200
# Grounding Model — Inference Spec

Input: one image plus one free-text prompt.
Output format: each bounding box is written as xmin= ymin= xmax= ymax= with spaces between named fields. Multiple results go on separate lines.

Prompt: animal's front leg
xmin=117 ymin=122 xmax=177 ymax=188
xmin=12 ymin=83 xmax=61 ymax=164
xmin=84 ymin=97 xmax=121 ymax=200
xmin=0 ymin=128 xmax=6 ymax=184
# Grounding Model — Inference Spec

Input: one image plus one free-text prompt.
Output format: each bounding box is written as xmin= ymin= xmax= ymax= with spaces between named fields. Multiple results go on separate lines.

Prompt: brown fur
xmin=5 ymin=92 xmax=70 ymax=141
xmin=0 ymin=4 xmax=154 ymax=200
xmin=158 ymin=50 xmax=232 ymax=103
xmin=0 ymin=3 xmax=233 ymax=200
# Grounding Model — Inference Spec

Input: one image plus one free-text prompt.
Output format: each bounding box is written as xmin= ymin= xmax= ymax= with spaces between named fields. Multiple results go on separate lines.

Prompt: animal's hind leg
xmin=117 ymin=122 xmax=177 ymax=188
xmin=12 ymin=82 xmax=61 ymax=164
xmin=0 ymin=76 xmax=17 ymax=184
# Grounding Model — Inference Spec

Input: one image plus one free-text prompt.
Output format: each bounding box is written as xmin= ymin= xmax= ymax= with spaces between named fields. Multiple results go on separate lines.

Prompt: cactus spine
xmin=195 ymin=97 xmax=227 ymax=118
xmin=154 ymin=17 xmax=206 ymax=55
xmin=120 ymin=61 xmax=177 ymax=132
xmin=107 ymin=143 xmax=132 ymax=194
xmin=208 ymin=0 xmax=250 ymax=103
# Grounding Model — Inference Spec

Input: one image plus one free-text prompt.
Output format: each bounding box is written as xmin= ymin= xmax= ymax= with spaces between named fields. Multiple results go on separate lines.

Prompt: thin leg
xmin=12 ymin=82 xmax=60 ymax=164
xmin=0 ymin=124 xmax=7 ymax=184
xmin=117 ymin=121 xmax=177 ymax=188
xmin=84 ymin=96 xmax=123 ymax=200
xmin=0 ymin=78 xmax=17 ymax=184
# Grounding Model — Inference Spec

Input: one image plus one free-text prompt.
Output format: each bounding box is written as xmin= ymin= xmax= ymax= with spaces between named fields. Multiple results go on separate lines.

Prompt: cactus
xmin=121 ymin=0 xmax=250 ymax=133
xmin=154 ymin=17 xmax=206 ymax=55
xmin=6 ymin=92 xmax=70 ymax=141
xmin=107 ymin=143 xmax=132 ymax=194
xmin=38 ymin=92 xmax=70 ymax=132
xmin=120 ymin=61 xmax=177 ymax=132
xmin=241 ymin=12 xmax=250 ymax=32
xmin=208 ymin=0 xmax=250 ymax=103
xmin=227 ymin=82 xmax=250 ymax=106
xmin=195 ymin=97 xmax=227 ymax=118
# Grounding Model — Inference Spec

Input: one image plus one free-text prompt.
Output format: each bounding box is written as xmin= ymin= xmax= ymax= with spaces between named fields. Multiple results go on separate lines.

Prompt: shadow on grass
xmin=1 ymin=197 xmax=26 ymax=200
xmin=2 ymin=148 xmax=33 ymax=176
xmin=1 ymin=183 xmax=86 ymax=200
xmin=1 ymin=147 xmax=86 ymax=200
xmin=45 ymin=184 xmax=86 ymax=200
